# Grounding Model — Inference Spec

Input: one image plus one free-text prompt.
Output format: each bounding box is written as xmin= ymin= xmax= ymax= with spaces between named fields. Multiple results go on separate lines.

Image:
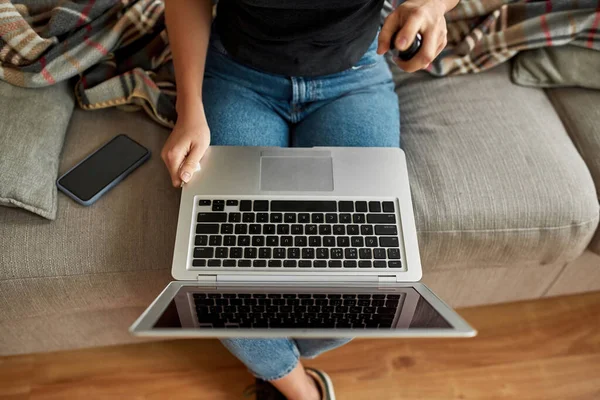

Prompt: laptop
xmin=130 ymin=146 xmax=476 ymax=338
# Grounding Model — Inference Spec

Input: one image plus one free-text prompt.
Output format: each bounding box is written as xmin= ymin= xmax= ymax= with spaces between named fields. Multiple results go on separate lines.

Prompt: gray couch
xmin=1 ymin=62 xmax=599 ymax=356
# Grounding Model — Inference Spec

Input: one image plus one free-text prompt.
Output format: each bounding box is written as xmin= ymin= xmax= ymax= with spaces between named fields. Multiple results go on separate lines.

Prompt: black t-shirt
xmin=215 ymin=0 xmax=385 ymax=77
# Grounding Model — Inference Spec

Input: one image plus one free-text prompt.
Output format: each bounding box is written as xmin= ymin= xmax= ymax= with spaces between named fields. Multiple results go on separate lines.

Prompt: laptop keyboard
xmin=193 ymin=292 xmax=401 ymax=328
xmin=192 ymin=199 xmax=402 ymax=269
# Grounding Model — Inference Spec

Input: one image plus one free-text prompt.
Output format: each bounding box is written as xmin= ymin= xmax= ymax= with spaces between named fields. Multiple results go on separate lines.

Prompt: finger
xmin=436 ymin=29 xmax=447 ymax=55
xmin=377 ymin=13 xmax=401 ymax=54
xmin=179 ymin=142 xmax=208 ymax=184
xmin=419 ymin=24 xmax=444 ymax=68
xmin=394 ymin=11 xmax=424 ymax=52
xmin=162 ymin=145 xmax=187 ymax=187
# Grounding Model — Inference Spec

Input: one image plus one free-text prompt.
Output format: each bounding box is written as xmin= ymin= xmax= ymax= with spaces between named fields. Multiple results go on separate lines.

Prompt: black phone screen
xmin=58 ymin=135 xmax=149 ymax=202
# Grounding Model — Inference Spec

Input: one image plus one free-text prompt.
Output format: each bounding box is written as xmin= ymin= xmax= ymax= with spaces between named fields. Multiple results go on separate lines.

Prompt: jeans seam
xmin=254 ymin=340 xmax=300 ymax=381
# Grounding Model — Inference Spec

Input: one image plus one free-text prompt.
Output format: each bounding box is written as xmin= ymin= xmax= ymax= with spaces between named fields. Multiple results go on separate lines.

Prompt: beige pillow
xmin=512 ymin=46 xmax=600 ymax=89
xmin=0 ymin=81 xmax=74 ymax=219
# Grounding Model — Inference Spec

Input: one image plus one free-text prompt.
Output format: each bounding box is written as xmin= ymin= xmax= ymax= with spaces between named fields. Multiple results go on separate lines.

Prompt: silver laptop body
xmin=130 ymin=146 xmax=476 ymax=338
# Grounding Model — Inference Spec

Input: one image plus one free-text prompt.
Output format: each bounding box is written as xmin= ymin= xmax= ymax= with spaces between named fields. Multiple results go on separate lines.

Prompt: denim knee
xmin=220 ymin=338 xmax=300 ymax=381
xmin=294 ymin=338 xmax=353 ymax=359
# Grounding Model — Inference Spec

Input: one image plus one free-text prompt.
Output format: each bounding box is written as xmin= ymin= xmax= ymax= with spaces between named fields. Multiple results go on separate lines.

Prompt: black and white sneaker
xmin=306 ymin=368 xmax=336 ymax=400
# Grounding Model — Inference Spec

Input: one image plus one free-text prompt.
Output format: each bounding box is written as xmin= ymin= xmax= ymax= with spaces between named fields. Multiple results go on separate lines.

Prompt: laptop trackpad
xmin=260 ymin=154 xmax=334 ymax=192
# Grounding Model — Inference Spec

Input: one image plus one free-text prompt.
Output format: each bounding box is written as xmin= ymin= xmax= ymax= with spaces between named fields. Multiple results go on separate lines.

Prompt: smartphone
xmin=57 ymin=134 xmax=150 ymax=206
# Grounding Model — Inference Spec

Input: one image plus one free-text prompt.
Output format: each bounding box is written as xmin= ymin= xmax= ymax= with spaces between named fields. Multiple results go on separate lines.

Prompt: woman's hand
xmin=161 ymin=102 xmax=210 ymax=187
xmin=377 ymin=0 xmax=450 ymax=72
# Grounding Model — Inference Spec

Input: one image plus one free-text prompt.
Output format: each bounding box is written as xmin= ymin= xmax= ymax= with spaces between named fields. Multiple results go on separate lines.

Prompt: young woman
xmin=162 ymin=0 xmax=457 ymax=398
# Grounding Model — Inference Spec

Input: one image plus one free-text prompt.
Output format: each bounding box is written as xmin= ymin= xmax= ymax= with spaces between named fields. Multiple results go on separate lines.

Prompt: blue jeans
xmin=204 ymin=29 xmax=399 ymax=381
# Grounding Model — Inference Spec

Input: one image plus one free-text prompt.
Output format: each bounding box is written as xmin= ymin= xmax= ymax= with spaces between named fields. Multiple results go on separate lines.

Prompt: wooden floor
xmin=1 ymin=292 xmax=600 ymax=400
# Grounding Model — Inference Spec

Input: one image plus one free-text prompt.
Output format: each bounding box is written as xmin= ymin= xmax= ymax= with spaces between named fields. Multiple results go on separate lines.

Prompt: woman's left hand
xmin=377 ymin=0 xmax=449 ymax=72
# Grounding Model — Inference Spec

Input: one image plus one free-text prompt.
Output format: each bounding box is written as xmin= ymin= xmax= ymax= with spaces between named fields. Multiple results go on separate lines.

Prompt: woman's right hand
xmin=161 ymin=103 xmax=211 ymax=187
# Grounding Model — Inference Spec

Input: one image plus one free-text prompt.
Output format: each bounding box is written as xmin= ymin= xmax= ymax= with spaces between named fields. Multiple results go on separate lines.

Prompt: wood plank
xmin=0 ymin=292 xmax=599 ymax=400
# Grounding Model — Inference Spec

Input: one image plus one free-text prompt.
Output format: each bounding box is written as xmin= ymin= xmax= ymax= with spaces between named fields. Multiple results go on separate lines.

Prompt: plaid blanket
xmin=390 ymin=0 xmax=600 ymax=76
xmin=1 ymin=1 xmax=599 ymax=128
xmin=0 ymin=0 xmax=175 ymax=127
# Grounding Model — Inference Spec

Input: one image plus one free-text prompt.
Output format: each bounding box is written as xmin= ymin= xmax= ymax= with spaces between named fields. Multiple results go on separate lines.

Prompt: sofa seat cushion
xmin=392 ymin=62 xmax=599 ymax=269
xmin=545 ymin=87 xmax=600 ymax=254
xmin=0 ymin=108 xmax=179 ymax=280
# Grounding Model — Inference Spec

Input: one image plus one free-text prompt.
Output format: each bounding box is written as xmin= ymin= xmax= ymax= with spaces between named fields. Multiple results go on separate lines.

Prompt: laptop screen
xmin=152 ymin=286 xmax=452 ymax=330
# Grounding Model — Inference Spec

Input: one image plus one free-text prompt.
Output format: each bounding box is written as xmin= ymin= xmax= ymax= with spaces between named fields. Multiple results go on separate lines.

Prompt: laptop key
xmin=212 ymin=203 xmax=224 ymax=211
xmin=344 ymin=260 xmax=358 ymax=268
xmin=347 ymin=225 xmax=359 ymax=235
xmin=361 ymin=225 xmax=374 ymax=235
xmin=269 ymin=260 xmax=282 ymax=267
xmin=319 ymin=225 xmax=332 ymax=235
xmin=263 ymin=224 xmax=276 ymax=234
xmin=230 ymin=248 xmax=243 ymax=258
xmin=329 ymin=260 xmax=342 ymax=268
xmin=338 ymin=201 xmax=354 ymax=212
xmin=270 ymin=213 xmax=283 ymax=223
xmin=326 ymin=213 xmax=338 ymax=223
xmin=314 ymin=260 xmax=327 ymax=268
xmin=291 ymin=224 xmax=303 ymax=235
xmin=253 ymin=260 xmax=267 ymax=267
xmin=281 ymin=236 xmax=293 ymax=246
xmin=266 ymin=236 xmax=279 ymax=246
xmin=223 ymin=259 xmax=236 ymax=267
xmin=388 ymin=261 xmax=403 ymax=268
xmin=298 ymin=213 xmax=310 ymax=223
xmin=274 ymin=248 xmax=286 ymax=259
xmin=252 ymin=236 xmax=265 ymax=247
xmin=355 ymin=201 xmax=368 ymax=212
xmin=208 ymin=259 xmax=221 ymax=267
xmin=209 ymin=235 xmax=222 ymax=246
xmin=380 ymin=237 xmax=400 ymax=248
xmin=337 ymin=237 xmax=350 ymax=247
xmin=226 ymin=200 xmax=238 ymax=206
xmin=221 ymin=224 xmax=234 ymax=234
xmin=295 ymin=236 xmax=307 ymax=247
xmin=366 ymin=236 xmax=378 ymax=247
xmin=339 ymin=214 xmax=352 ymax=224
xmin=270 ymin=201 xmax=337 ymax=212
xmin=359 ymin=260 xmax=372 ymax=268
xmin=302 ymin=248 xmax=315 ymax=259
xmin=331 ymin=248 xmax=343 ymax=259
xmin=197 ymin=213 xmax=227 ymax=223
xmin=194 ymin=247 xmax=214 ymax=259
xmin=374 ymin=249 xmax=386 ymax=259
xmin=253 ymin=200 xmax=269 ymax=211
xmin=196 ymin=224 xmax=219 ymax=234
xmin=244 ymin=248 xmax=257 ymax=258
xmin=312 ymin=213 xmax=324 ymax=223
xmin=284 ymin=260 xmax=297 ymax=268
xmin=351 ymin=236 xmax=364 ymax=247
xmin=359 ymin=249 xmax=372 ymax=259
xmin=249 ymin=224 xmax=261 ymax=234
xmin=309 ymin=236 xmax=322 ymax=247
xmin=239 ymin=200 xmax=252 ymax=211
xmin=317 ymin=248 xmax=329 ymax=259
xmin=242 ymin=213 xmax=255 ymax=223
xmin=277 ymin=224 xmax=290 ymax=235
xmin=229 ymin=212 xmax=241 ymax=223
xmin=235 ymin=224 xmax=248 ymax=234
xmin=369 ymin=201 xmax=382 ymax=212
xmin=195 ymin=235 xmax=208 ymax=246
xmin=345 ymin=248 xmax=358 ymax=259
xmin=375 ymin=225 xmax=398 ymax=235
xmin=299 ymin=260 xmax=312 ymax=268
xmin=388 ymin=249 xmax=401 ymax=259
xmin=216 ymin=247 xmax=228 ymax=258
xmin=382 ymin=201 xmax=395 ymax=213
xmin=199 ymin=200 xmax=211 ymax=206
xmin=284 ymin=213 xmax=296 ymax=223
xmin=193 ymin=259 xmax=206 ymax=267
xmin=323 ymin=236 xmax=336 ymax=247
xmin=288 ymin=248 xmax=300 ymax=259
xmin=257 ymin=213 xmax=269 ymax=223
xmin=353 ymin=214 xmax=366 ymax=224
xmin=238 ymin=236 xmax=251 ymax=246
xmin=259 ymin=248 xmax=271 ymax=259
xmin=305 ymin=225 xmax=318 ymax=235
xmin=333 ymin=225 xmax=345 ymax=235
xmin=238 ymin=260 xmax=251 ymax=267
xmin=367 ymin=214 xmax=396 ymax=224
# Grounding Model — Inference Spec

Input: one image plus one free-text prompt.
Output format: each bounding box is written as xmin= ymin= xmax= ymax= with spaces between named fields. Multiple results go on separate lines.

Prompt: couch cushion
xmin=0 ymin=81 xmax=74 ymax=219
xmin=0 ymin=108 xmax=180 ymax=280
xmin=392 ymin=62 xmax=599 ymax=269
xmin=545 ymin=87 xmax=600 ymax=254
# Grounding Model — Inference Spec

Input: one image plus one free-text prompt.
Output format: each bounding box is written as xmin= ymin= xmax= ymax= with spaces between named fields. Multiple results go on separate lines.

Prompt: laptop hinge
xmin=378 ymin=275 xmax=397 ymax=283
xmin=197 ymin=274 xmax=217 ymax=282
